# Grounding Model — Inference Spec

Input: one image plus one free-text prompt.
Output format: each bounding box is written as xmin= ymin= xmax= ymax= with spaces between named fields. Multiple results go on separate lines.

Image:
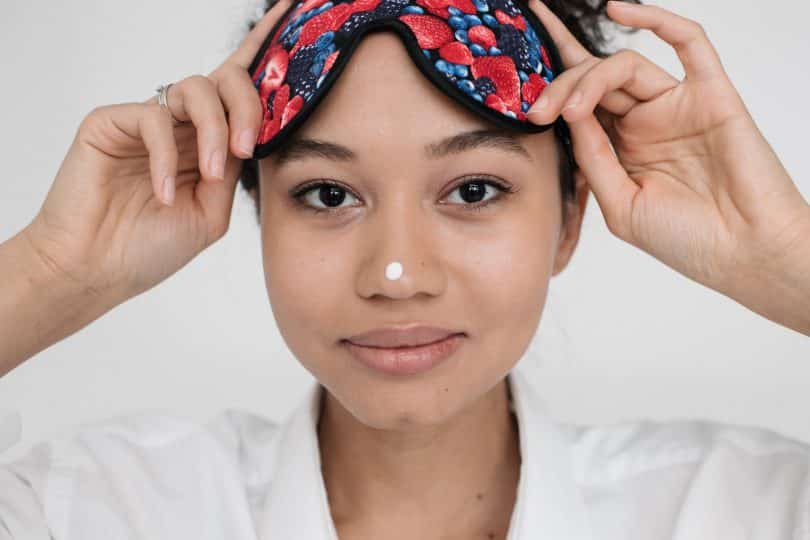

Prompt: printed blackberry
xmin=335 ymin=11 xmax=375 ymax=44
xmin=286 ymin=43 xmax=320 ymax=84
xmin=290 ymin=72 xmax=318 ymax=102
xmin=496 ymin=24 xmax=532 ymax=73
xmin=473 ymin=76 xmax=496 ymax=95
xmin=373 ymin=0 xmax=409 ymax=18
xmin=490 ymin=0 xmax=521 ymax=17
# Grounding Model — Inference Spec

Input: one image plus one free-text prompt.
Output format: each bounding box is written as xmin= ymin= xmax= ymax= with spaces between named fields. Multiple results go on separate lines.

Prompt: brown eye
xmin=443 ymin=178 xmax=513 ymax=211
xmin=293 ymin=181 xmax=360 ymax=213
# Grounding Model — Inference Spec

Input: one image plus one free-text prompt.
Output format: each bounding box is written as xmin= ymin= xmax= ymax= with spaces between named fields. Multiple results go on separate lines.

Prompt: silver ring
xmin=155 ymin=83 xmax=183 ymax=125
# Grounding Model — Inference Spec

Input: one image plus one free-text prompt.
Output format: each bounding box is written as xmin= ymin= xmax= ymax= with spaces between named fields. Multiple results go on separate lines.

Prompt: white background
xmin=1 ymin=0 xmax=808 ymax=462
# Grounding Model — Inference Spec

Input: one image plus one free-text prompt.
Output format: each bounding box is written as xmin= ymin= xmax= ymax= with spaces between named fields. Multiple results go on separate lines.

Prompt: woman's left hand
xmin=527 ymin=0 xmax=810 ymax=335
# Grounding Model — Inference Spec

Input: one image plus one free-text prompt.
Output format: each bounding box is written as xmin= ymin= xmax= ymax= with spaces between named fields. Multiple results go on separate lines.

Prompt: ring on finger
xmin=155 ymin=83 xmax=185 ymax=125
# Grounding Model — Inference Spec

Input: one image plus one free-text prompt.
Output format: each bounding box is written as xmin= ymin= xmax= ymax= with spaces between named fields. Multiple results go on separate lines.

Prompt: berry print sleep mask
xmin=247 ymin=0 xmax=574 ymax=165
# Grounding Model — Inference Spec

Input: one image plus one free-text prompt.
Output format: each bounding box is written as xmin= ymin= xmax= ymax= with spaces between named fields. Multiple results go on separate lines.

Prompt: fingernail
xmin=162 ymin=175 xmax=175 ymax=206
xmin=238 ymin=129 xmax=256 ymax=157
xmin=564 ymin=91 xmax=583 ymax=109
xmin=209 ymin=150 xmax=225 ymax=181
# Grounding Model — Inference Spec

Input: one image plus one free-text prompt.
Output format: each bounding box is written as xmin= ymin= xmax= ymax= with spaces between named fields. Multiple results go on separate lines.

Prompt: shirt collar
xmin=258 ymin=368 xmax=594 ymax=540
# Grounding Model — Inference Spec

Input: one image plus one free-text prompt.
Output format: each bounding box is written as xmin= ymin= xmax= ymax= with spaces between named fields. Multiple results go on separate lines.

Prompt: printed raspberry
xmin=496 ymin=24 xmax=532 ymax=73
xmin=473 ymin=76 xmax=496 ymax=95
xmin=521 ymin=72 xmax=547 ymax=103
xmin=400 ymin=14 xmax=455 ymax=49
xmin=467 ymin=24 xmax=497 ymax=49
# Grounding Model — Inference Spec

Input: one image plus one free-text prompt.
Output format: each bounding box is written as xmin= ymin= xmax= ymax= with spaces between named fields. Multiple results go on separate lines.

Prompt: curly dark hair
xmin=237 ymin=0 xmax=642 ymax=225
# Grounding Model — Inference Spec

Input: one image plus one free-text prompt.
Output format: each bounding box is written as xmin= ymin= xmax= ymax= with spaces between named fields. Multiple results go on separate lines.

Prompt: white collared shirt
xmin=1 ymin=368 xmax=809 ymax=539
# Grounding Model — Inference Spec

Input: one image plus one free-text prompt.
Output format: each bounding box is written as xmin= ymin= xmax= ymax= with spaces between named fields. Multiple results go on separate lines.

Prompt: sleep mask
xmin=247 ymin=0 xmax=574 ymax=167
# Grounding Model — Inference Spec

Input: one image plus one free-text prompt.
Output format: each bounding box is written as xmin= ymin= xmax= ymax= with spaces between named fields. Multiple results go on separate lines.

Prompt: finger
xmin=226 ymin=0 xmax=297 ymax=68
xmin=193 ymin=144 xmax=242 ymax=243
xmin=565 ymin=111 xmax=638 ymax=239
xmin=528 ymin=56 xmax=637 ymax=123
xmin=557 ymin=49 xmax=680 ymax=122
xmin=526 ymin=0 xmax=593 ymax=66
xmin=139 ymin=105 xmax=180 ymax=206
xmin=157 ymin=75 xmax=230 ymax=183
xmin=606 ymin=1 xmax=725 ymax=82
xmin=209 ymin=63 xmax=265 ymax=159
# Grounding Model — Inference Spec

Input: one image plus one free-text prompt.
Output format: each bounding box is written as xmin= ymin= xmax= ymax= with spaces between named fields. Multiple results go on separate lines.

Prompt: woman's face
xmin=256 ymin=31 xmax=587 ymax=430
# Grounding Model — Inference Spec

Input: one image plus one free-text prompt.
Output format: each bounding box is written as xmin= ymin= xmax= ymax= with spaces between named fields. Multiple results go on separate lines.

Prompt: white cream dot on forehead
xmin=385 ymin=261 xmax=403 ymax=280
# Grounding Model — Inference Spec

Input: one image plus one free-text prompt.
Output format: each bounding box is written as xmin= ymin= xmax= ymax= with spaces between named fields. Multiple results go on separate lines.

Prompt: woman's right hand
xmin=21 ymin=0 xmax=291 ymax=306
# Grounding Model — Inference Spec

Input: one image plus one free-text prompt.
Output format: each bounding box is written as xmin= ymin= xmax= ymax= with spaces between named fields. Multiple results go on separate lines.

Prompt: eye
xmin=443 ymin=176 xmax=515 ymax=212
xmin=291 ymin=181 xmax=361 ymax=214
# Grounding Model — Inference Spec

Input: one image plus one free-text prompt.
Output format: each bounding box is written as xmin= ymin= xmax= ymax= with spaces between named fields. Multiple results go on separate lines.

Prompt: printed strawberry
xmin=281 ymin=94 xmax=304 ymax=129
xmin=323 ymin=50 xmax=340 ymax=73
xmin=258 ymin=46 xmax=289 ymax=105
xmin=400 ymin=14 xmax=455 ymax=49
xmin=297 ymin=0 xmax=332 ymax=14
xmin=259 ymin=84 xmax=291 ymax=144
xmin=351 ymin=0 xmax=383 ymax=13
xmin=466 ymin=25 xmax=497 ymax=49
xmin=296 ymin=4 xmax=354 ymax=49
xmin=471 ymin=55 xmax=520 ymax=112
xmin=540 ymin=45 xmax=551 ymax=70
xmin=493 ymin=10 xmax=526 ymax=31
xmin=484 ymin=92 xmax=507 ymax=113
xmin=521 ymin=72 xmax=547 ymax=103
xmin=439 ymin=41 xmax=473 ymax=65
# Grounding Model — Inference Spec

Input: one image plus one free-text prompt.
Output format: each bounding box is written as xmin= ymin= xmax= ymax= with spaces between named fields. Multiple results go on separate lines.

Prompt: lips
xmin=344 ymin=325 xmax=465 ymax=348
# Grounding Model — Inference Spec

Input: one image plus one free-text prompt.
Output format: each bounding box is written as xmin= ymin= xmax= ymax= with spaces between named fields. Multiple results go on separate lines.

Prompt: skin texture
xmin=253 ymin=31 xmax=589 ymax=538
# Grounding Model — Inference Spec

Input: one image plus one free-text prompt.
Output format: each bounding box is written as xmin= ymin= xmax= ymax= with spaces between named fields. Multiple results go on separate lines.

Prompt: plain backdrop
xmin=1 ymin=0 xmax=808 ymax=463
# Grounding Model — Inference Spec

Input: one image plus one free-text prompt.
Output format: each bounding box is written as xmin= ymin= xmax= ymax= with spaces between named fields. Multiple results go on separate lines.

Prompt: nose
xmin=354 ymin=201 xmax=447 ymax=301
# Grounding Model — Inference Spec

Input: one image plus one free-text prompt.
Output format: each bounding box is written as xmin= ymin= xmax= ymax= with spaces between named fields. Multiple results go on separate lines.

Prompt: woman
xmin=1 ymin=0 xmax=808 ymax=537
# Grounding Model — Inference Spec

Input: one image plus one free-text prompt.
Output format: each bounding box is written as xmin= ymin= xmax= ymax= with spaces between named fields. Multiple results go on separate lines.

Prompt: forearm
xmin=0 ymin=228 xmax=114 ymax=377
xmin=730 ymin=210 xmax=810 ymax=337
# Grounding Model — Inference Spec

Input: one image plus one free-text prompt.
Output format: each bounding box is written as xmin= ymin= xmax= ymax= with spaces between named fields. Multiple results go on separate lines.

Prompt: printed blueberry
xmin=472 ymin=92 xmax=484 ymax=102
xmin=521 ymin=101 xmax=530 ymax=112
xmin=453 ymin=64 xmax=469 ymax=77
xmin=316 ymin=2 xmax=334 ymax=13
xmin=317 ymin=74 xmax=326 ymax=88
xmin=310 ymin=59 xmax=325 ymax=77
xmin=315 ymin=31 xmax=335 ymax=50
xmin=448 ymin=16 xmax=467 ymax=30
xmin=505 ymin=110 xmax=517 ymax=119
xmin=423 ymin=49 xmax=431 ymax=58
xmin=458 ymin=79 xmax=476 ymax=93
xmin=448 ymin=6 xmax=462 ymax=15
xmin=454 ymin=29 xmax=469 ymax=43
xmin=402 ymin=5 xmax=424 ymax=13
xmin=545 ymin=72 xmax=554 ymax=83
xmin=518 ymin=70 xmax=528 ymax=82
xmin=470 ymin=43 xmax=487 ymax=56
xmin=435 ymin=59 xmax=453 ymax=74
xmin=488 ymin=46 xmax=501 ymax=55
xmin=482 ymin=14 xmax=498 ymax=28
xmin=463 ymin=15 xmax=482 ymax=27
xmin=472 ymin=0 xmax=489 ymax=12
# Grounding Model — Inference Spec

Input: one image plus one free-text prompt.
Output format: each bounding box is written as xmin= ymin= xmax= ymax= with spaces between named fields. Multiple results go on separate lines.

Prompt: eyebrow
xmin=272 ymin=127 xmax=534 ymax=166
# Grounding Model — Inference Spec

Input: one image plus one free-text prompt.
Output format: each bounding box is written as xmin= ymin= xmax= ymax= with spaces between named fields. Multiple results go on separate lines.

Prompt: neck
xmin=317 ymin=376 xmax=521 ymax=539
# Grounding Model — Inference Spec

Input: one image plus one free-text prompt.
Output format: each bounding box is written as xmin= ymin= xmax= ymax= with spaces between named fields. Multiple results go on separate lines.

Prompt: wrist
xmin=0 ymin=226 xmax=120 ymax=377
xmin=729 ymin=205 xmax=810 ymax=336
